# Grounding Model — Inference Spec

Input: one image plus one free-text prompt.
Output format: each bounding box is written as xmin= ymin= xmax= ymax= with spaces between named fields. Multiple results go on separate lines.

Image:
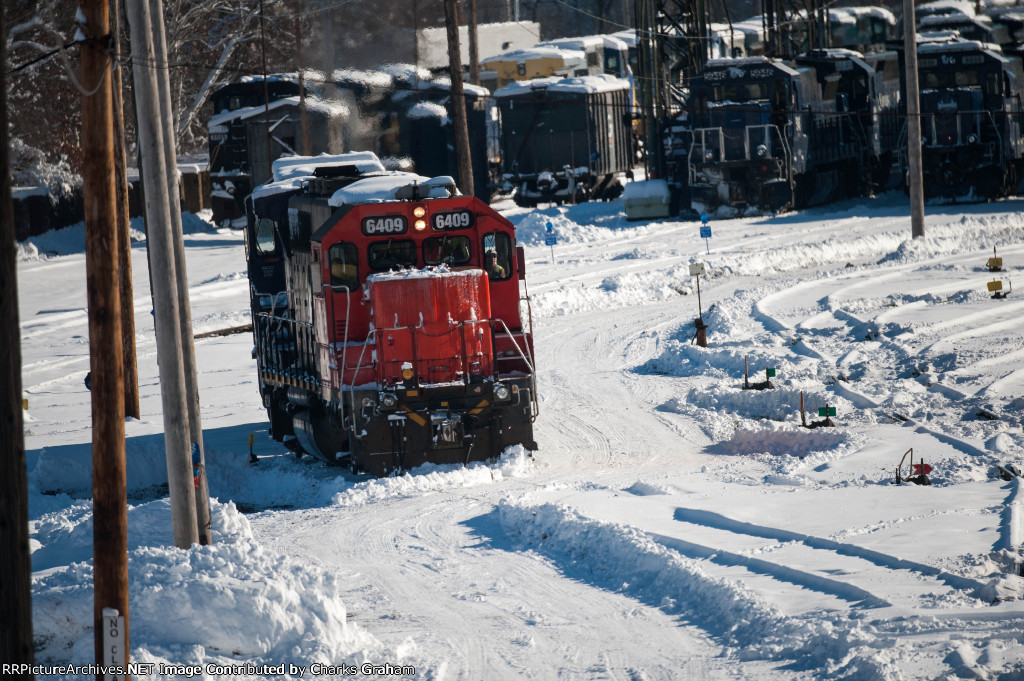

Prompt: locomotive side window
xmin=255 ymin=218 xmax=277 ymax=256
xmin=424 ymin=235 xmax=472 ymax=266
xmin=368 ymin=239 xmax=418 ymax=271
xmin=329 ymin=242 xmax=359 ymax=290
xmin=481 ymin=232 xmax=512 ymax=282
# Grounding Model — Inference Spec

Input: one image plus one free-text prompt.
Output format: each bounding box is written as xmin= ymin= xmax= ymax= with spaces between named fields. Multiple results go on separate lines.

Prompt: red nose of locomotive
xmin=368 ymin=269 xmax=494 ymax=386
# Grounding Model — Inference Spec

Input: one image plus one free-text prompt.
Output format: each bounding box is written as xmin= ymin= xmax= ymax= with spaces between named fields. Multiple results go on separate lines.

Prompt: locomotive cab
xmin=688 ymin=57 xmax=805 ymax=213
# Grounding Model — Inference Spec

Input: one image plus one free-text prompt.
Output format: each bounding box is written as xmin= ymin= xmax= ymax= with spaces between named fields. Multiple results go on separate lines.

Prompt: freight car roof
xmin=491 ymin=77 xmax=563 ymax=97
xmin=492 ymin=74 xmax=628 ymax=97
xmin=481 ymin=45 xmax=585 ymax=65
xmin=545 ymin=74 xmax=632 ymax=94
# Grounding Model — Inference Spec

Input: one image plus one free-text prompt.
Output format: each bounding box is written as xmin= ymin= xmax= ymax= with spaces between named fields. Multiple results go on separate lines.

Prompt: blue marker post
xmin=544 ymin=221 xmax=557 ymax=263
xmin=699 ymin=214 xmax=711 ymax=255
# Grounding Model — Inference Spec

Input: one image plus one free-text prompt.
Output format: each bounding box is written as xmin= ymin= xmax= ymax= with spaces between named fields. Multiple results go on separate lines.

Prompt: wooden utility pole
xmin=903 ymin=0 xmax=926 ymax=238
xmin=111 ymin=0 xmax=140 ymax=419
xmin=444 ymin=0 xmax=474 ymax=196
xmin=296 ymin=17 xmax=311 ymax=155
xmin=150 ymin=0 xmax=212 ymax=545
xmin=468 ymin=0 xmax=480 ymax=86
xmin=413 ymin=0 xmax=419 ymax=75
xmin=0 ymin=5 xmax=35 ymax=675
xmin=81 ymin=0 xmax=131 ymax=672
xmin=126 ymin=0 xmax=199 ymax=549
xmin=259 ymin=0 xmax=272 ymax=178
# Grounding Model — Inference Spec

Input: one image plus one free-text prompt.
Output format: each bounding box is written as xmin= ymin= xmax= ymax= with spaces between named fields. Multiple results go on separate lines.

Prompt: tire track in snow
xmin=498 ymin=500 xmax=895 ymax=679
xmin=672 ymin=507 xmax=986 ymax=594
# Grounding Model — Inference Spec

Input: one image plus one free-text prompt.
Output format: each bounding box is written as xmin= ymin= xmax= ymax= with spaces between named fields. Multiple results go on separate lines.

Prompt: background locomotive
xmin=900 ymin=37 xmax=1024 ymax=200
xmin=244 ymin=152 xmax=537 ymax=475
xmin=684 ymin=50 xmax=900 ymax=214
xmin=210 ymin=69 xmax=494 ymax=223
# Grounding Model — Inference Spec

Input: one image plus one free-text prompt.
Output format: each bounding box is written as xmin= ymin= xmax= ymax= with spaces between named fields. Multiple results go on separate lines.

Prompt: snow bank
xmin=33 ymin=500 xmax=381 ymax=670
xmin=332 ymin=447 xmax=534 ymax=507
xmin=497 ymin=499 xmax=894 ymax=678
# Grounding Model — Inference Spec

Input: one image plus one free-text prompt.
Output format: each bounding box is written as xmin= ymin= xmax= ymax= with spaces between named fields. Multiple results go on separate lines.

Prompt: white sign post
xmin=102 ymin=607 xmax=126 ymax=681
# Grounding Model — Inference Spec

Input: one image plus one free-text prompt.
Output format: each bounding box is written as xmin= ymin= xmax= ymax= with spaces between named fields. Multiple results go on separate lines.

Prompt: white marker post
xmin=102 ymin=607 xmax=126 ymax=681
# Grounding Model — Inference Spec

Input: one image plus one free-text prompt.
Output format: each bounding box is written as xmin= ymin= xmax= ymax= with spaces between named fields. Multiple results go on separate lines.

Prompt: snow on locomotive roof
xmin=236 ymin=72 xmax=299 ymax=84
xmin=208 ymin=97 xmax=298 ymax=129
xmin=706 ymin=55 xmax=773 ymax=67
xmin=330 ymin=68 xmax=394 ymax=88
xmin=491 ymin=77 xmax=563 ymax=97
xmin=492 ymin=74 xmax=627 ymax=97
xmin=303 ymin=97 xmax=351 ymax=118
xmin=829 ymin=6 xmax=897 ymax=23
xmin=918 ymin=37 xmax=1004 ymax=54
xmin=481 ymin=45 xmax=585 ymax=64
xmin=918 ymin=0 xmax=977 ymax=16
xmin=327 ymin=173 xmax=455 ymax=207
xmin=919 ymin=12 xmax=985 ymax=26
xmin=610 ymin=30 xmax=637 ymax=47
xmin=539 ymin=34 xmax=629 ymax=51
xmin=803 ymin=47 xmax=867 ymax=60
xmin=208 ymin=95 xmax=350 ymax=131
xmin=546 ymin=74 xmax=631 ymax=94
xmin=424 ymin=76 xmax=490 ymax=97
xmin=273 ymin=152 xmax=385 ymax=182
xmin=380 ymin=63 xmax=434 ymax=85
xmin=704 ymin=56 xmax=801 ymax=76
xmin=249 ymin=153 xmax=387 ymax=201
xmin=407 ymin=101 xmax=448 ymax=120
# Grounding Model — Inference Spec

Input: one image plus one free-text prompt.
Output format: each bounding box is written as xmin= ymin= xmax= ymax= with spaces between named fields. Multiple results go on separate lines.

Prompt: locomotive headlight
xmin=413 ymin=206 xmax=426 ymax=218
xmin=704 ymin=150 xmax=714 ymax=161
xmin=380 ymin=392 xmax=398 ymax=409
xmin=414 ymin=219 xmax=427 ymax=231
xmin=756 ymin=144 xmax=768 ymax=158
xmin=968 ymin=134 xmax=978 ymax=144
xmin=494 ymin=383 xmax=511 ymax=401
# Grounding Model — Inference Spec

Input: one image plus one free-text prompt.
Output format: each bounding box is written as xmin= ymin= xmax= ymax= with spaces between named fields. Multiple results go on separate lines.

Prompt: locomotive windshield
xmin=922 ymin=68 xmax=1001 ymax=96
xmin=712 ymin=82 xmax=769 ymax=101
xmin=368 ymin=239 xmax=418 ymax=271
xmin=424 ymin=236 xmax=472 ymax=266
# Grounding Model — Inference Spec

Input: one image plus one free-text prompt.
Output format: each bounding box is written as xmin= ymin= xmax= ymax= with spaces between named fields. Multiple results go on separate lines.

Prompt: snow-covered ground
xmin=18 ymin=192 xmax=1024 ymax=680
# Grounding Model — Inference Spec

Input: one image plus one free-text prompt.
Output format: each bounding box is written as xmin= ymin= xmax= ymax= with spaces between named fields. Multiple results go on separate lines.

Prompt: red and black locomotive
xmin=244 ymin=152 xmax=537 ymax=475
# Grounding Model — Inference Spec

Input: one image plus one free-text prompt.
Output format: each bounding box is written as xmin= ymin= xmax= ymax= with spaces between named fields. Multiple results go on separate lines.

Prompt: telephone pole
xmin=111 ymin=0 xmax=140 ymax=419
xmin=150 ymin=0 xmax=212 ymax=544
xmin=81 ymin=0 xmax=131 ymax=672
xmin=903 ymin=0 xmax=926 ymax=238
xmin=444 ymin=0 xmax=474 ymax=196
xmin=127 ymin=0 xmax=200 ymax=549
xmin=0 ymin=5 xmax=35 ymax=674
xmin=468 ymin=0 xmax=480 ymax=86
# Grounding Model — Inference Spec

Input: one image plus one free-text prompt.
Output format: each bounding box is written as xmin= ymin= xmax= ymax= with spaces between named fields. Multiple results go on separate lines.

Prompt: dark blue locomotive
xmin=684 ymin=50 xmax=900 ymax=214
xmin=902 ymin=38 xmax=1024 ymax=200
